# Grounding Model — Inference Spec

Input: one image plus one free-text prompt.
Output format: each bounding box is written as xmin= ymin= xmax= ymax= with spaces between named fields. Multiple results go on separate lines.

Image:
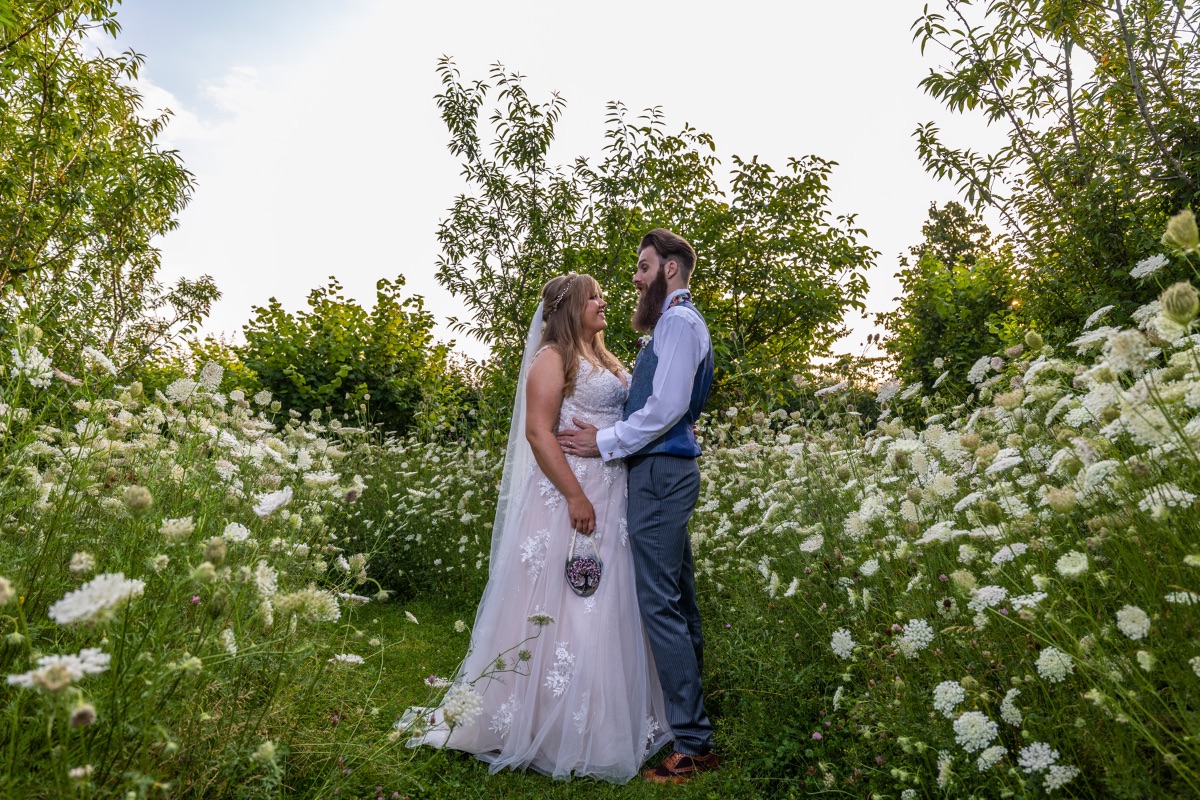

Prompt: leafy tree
xmin=0 ymin=1 xmax=217 ymax=365
xmin=240 ymin=277 xmax=457 ymax=435
xmin=434 ymin=59 xmax=875 ymax=410
xmin=877 ymin=202 xmax=1018 ymax=399
xmin=913 ymin=0 xmax=1200 ymax=341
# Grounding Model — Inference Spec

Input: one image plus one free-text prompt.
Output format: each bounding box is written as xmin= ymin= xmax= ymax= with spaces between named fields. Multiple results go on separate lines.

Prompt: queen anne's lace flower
xmin=1043 ymin=764 xmax=1081 ymax=792
xmin=253 ymin=487 xmax=293 ymax=519
xmin=953 ymin=711 xmax=998 ymax=753
xmin=48 ymin=573 xmax=145 ymax=625
xmin=933 ymin=680 xmax=965 ymax=718
xmin=991 ymin=543 xmax=1029 ymax=565
xmin=976 ymin=745 xmax=1006 ymax=772
xmin=1131 ymin=253 xmax=1168 ymax=279
xmin=1036 ymin=646 xmax=1075 ymax=683
xmin=442 ymin=684 xmax=483 ymax=727
xmin=830 ymin=628 xmax=855 ymax=660
xmin=1018 ymin=741 xmax=1060 ymax=773
xmin=165 ymin=378 xmax=198 ymax=402
xmin=159 ymin=517 xmax=195 ymax=543
xmin=799 ymin=533 xmax=824 ymax=552
xmin=896 ymin=618 xmax=935 ymax=659
xmin=1115 ymin=605 xmax=1151 ymax=640
xmin=68 ymin=552 xmax=96 ymax=575
xmin=329 ymin=653 xmax=364 ymax=665
xmin=1055 ymin=551 xmax=1089 ymax=578
xmin=273 ymin=587 xmax=341 ymax=623
xmin=968 ymin=585 xmax=1008 ymax=612
xmin=6 ymin=648 xmax=110 ymax=691
xmin=1000 ymin=688 xmax=1022 ymax=726
xmin=12 ymin=346 xmax=53 ymax=388
xmin=859 ymin=558 xmax=880 ymax=577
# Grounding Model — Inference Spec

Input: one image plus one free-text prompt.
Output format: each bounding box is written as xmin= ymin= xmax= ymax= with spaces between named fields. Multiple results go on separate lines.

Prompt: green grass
xmin=302 ymin=598 xmax=806 ymax=800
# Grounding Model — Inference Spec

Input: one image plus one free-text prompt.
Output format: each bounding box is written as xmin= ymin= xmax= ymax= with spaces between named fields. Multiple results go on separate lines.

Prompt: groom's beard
xmin=632 ymin=268 xmax=669 ymax=334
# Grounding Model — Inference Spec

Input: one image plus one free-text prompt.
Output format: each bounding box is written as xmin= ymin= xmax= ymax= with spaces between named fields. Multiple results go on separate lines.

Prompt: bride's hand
xmin=567 ymin=494 xmax=596 ymax=536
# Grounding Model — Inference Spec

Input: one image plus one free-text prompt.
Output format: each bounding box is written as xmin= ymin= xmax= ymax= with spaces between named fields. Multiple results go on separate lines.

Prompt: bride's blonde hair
xmin=539 ymin=273 xmax=624 ymax=396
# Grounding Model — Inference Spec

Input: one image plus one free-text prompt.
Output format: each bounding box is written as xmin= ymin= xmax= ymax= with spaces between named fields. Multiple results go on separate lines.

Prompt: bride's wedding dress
xmin=409 ymin=356 xmax=672 ymax=783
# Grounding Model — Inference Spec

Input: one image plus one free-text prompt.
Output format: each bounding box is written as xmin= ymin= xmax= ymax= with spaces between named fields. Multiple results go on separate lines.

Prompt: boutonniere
xmin=636 ymin=334 xmax=653 ymax=352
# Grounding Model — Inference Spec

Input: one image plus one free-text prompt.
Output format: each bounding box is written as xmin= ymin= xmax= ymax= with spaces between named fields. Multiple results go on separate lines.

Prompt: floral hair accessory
xmin=548 ymin=277 xmax=577 ymax=316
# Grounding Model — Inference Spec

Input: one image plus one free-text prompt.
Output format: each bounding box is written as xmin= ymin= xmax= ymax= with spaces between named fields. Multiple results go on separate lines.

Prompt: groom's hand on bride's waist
xmin=557 ymin=418 xmax=600 ymax=458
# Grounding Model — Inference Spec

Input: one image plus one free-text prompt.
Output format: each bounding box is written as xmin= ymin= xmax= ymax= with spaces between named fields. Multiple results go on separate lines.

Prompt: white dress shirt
xmin=596 ymin=289 xmax=712 ymax=461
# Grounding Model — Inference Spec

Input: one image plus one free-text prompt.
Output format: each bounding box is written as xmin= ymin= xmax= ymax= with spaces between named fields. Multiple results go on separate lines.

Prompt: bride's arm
xmin=525 ymin=348 xmax=596 ymax=535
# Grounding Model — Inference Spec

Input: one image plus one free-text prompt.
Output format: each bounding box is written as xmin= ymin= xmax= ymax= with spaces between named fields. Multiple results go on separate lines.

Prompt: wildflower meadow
xmin=4 ymin=1 xmax=1200 ymax=796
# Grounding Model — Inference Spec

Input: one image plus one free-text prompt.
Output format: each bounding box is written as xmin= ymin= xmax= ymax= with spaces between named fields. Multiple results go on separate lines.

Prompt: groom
xmin=558 ymin=228 xmax=717 ymax=783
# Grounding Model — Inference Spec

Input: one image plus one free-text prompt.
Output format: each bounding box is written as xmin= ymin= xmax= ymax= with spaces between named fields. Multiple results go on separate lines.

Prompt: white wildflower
xmin=253 ymin=487 xmax=293 ymax=519
xmin=12 ymin=346 xmax=53 ymax=388
xmin=953 ymin=711 xmax=998 ymax=753
xmin=1055 ymin=551 xmax=1089 ymax=579
xmin=68 ymin=552 xmax=96 ymax=575
xmin=1115 ymin=605 xmax=1151 ymax=640
xmin=967 ymin=355 xmax=992 ymax=384
xmin=165 ymin=378 xmax=198 ymax=402
xmin=968 ymin=585 xmax=1008 ymax=612
xmin=1000 ymin=688 xmax=1022 ymax=726
xmin=896 ymin=618 xmax=935 ymax=659
xmin=933 ymin=680 xmax=965 ymax=718
xmin=976 ymin=745 xmax=1006 ymax=772
xmin=830 ymin=628 xmax=855 ymax=660
xmin=329 ymin=653 xmax=365 ymax=665
xmin=442 ymin=684 xmax=483 ymax=728
xmin=48 ymin=573 xmax=145 ymax=625
xmin=1035 ymin=646 xmax=1075 ymax=683
xmin=6 ymin=648 xmax=110 ymax=691
xmin=223 ymin=522 xmax=252 ymax=542
xmin=1043 ymin=764 xmax=1081 ymax=792
xmin=1130 ymin=253 xmax=1168 ymax=279
xmin=160 ymin=517 xmax=195 ymax=543
xmin=1084 ymin=305 xmax=1115 ymax=330
xmin=799 ymin=533 xmax=824 ymax=552
xmin=991 ymin=543 xmax=1029 ymax=565
xmin=1018 ymin=741 xmax=1059 ymax=774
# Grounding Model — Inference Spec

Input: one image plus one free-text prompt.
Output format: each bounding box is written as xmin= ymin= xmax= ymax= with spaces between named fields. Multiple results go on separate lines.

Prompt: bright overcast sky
xmin=108 ymin=0 xmax=1004 ymax=362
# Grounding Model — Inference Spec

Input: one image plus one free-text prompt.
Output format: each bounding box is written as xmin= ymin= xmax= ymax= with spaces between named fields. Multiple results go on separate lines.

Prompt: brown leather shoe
xmin=643 ymin=750 xmax=721 ymax=784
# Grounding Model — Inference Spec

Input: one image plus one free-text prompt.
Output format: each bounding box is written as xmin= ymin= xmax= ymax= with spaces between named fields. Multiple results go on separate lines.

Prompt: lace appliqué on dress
xmin=490 ymin=694 xmax=521 ymax=738
xmin=520 ymin=529 xmax=551 ymax=581
xmin=572 ymin=691 xmax=591 ymax=734
xmin=538 ymin=476 xmax=562 ymax=510
xmin=619 ymin=517 xmax=629 ymax=547
xmin=583 ymin=596 xmax=597 ymax=614
xmin=545 ymin=641 xmax=575 ymax=697
xmin=642 ymin=715 xmax=662 ymax=752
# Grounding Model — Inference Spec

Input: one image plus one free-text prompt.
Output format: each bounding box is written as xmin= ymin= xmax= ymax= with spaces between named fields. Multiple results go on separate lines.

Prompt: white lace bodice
xmin=559 ymin=358 xmax=628 ymax=431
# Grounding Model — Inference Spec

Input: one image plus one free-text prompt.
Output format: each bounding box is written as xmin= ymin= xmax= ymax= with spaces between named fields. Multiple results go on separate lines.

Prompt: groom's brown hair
xmin=640 ymin=228 xmax=697 ymax=281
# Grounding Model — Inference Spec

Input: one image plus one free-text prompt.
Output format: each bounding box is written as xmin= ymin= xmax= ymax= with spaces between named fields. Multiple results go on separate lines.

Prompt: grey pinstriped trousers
xmin=626 ymin=454 xmax=714 ymax=755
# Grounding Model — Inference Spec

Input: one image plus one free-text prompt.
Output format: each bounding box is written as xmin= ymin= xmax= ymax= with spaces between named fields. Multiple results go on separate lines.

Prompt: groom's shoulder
xmin=663 ymin=302 xmax=707 ymax=328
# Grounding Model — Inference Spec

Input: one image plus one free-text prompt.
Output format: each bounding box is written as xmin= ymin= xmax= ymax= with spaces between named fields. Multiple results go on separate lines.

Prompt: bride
xmin=406 ymin=273 xmax=671 ymax=782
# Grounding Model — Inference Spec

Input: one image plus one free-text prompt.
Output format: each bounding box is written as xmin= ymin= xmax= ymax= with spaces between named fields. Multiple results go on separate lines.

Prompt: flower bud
xmin=1160 ymin=282 xmax=1200 ymax=325
xmin=204 ymin=537 xmax=227 ymax=566
xmin=1023 ymin=330 xmax=1044 ymax=351
xmin=0 ymin=576 xmax=12 ymax=606
xmin=70 ymin=704 xmax=97 ymax=727
xmin=191 ymin=561 xmax=217 ymax=584
xmin=1162 ymin=208 xmax=1199 ymax=252
xmin=123 ymin=485 xmax=153 ymax=513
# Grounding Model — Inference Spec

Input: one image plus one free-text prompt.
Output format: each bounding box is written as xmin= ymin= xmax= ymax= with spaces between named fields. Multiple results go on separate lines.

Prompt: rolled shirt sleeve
xmin=596 ymin=302 xmax=710 ymax=461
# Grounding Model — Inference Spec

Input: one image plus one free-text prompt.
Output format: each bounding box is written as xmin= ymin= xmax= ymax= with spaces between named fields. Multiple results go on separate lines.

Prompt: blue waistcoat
xmin=624 ymin=300 xmax=715 ymax=458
